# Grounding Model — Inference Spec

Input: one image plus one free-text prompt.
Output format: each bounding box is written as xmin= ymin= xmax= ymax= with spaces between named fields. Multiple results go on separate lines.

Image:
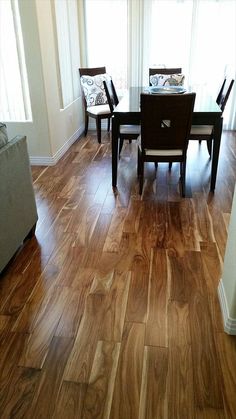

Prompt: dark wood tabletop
xmin=112 ymin=86 xmax=223 ymax=191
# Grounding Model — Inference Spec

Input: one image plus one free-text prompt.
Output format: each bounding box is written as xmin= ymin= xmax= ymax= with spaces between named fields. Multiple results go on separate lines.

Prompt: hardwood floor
xmin=0 ymin=130 xmax=236 ymax=418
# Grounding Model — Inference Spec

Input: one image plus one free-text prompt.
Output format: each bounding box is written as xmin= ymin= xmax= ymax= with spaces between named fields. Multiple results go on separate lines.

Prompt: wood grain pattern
xmin=63 ymin=293 xmax=105 ymax=383
xmin=110 ymin=322 xmax=145 ymax=419
xmin=190 ymin=292 xmax=224 ymax=408
xmin=18 ymin=286 xmax=70 ymax=368
xmin=125 ymin=254 xmax=149 ymax=323
xmin=145 ymin=249 xmax=169 ymax=347
xmin=52 ymin=382 xmax=87 ymax=419
xmin=82 ymin=340 xmax=120 ymax=418
xmin=139 ymin=346 xmax=168 ymax=419
xmin=0 ymin=131 xmax=235 ymax=417
xmin=25 ymin=336 xmax=73 ymax=418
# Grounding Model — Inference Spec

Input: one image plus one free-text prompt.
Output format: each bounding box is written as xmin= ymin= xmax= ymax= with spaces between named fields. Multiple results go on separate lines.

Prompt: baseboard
xmin=218 ymin=279 xmax=236 ymax=335
xmin=29 ymin=126 xmax=84 ymax=166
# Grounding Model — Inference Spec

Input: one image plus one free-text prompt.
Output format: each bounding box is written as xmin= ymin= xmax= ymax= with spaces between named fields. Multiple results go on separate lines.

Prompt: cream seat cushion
xmin=137 ymin=135 xmax=183 ymax=156
xmin=87 ymin=104 xmax=111 ymax=115
xmin=190 ymin=125 xmax=213 ymax=136
xmin=120 ymin=125 xmax=140 ymax=135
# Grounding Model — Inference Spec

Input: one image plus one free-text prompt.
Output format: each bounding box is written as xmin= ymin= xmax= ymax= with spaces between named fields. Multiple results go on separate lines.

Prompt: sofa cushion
xmin=150 ymin=73 xmax=185 ymax=87
xmin=0 ymin=123 xmax=8 ymax=148
xmin=80 ymin=73 xmax=111 ymax=107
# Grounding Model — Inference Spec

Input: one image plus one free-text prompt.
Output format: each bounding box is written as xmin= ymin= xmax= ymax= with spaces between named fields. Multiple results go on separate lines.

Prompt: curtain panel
xmin=83 ymin=0 xmax=236 ymax=129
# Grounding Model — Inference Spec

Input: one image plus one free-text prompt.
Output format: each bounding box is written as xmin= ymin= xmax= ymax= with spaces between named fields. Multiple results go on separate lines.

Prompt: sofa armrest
xmin=0 ymin=135 xmax=38 ymax=272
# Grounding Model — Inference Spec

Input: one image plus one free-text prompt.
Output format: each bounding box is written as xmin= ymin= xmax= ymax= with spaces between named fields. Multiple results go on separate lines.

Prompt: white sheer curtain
xmin=144 ymin=0 xmax=236 ymax=129
xmin=83 ymin=0 xmax=236 ymax=128
xmin=84 ymin=0 xmax=128 ymax=93
xmin=54 ymin=0 xmax=81 ymax=108
xmin=0 ymin=0 xmax=31 ymax=122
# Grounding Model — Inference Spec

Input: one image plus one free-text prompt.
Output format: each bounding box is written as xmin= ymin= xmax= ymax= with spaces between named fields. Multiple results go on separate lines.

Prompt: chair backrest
xmin=79 ymin=67 xmax=106 ymax=110
xmin=216 ymin=78 xmax=234 ymax=112
xmin=79 ymin=66 xmax=106 ymax=77
xmin=103 ymin=79 xmax=119 ymax=112
xmin=140 ymin=93 xmax=196 ymax=152
xmin=149 ymin=68 xmax=182 ymax=86
xmin=149 ymin=67 xmax=182 ymax=77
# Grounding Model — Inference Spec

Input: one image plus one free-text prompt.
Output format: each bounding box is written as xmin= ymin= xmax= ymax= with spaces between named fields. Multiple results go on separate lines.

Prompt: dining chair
xmin=149 ymin=67 xmax=182 ymax=86
xmin=103 ymin=79 xmax=140 ymax=155
xmin=79 ymin=66 xmax=112 ymax=143
xmin=189 ymin=78 xmax=234 ymax=157
xmin=138 ymin=92 xmax=196 ymax=196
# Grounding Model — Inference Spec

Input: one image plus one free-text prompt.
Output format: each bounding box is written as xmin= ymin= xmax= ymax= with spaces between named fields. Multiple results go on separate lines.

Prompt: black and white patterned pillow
xmin=80 ymin=73 xmax=111 ymax=107
xmin=150 ymin=73 xmax=185 ymax=87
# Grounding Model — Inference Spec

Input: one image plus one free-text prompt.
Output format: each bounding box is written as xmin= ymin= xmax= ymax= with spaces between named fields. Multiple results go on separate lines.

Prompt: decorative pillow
xmin=80 ymin=73 xmax=111 ymax=107
xmin=150 ymin=73 xmax=185 ymax=87
xmin=0 ymin=123 xmax=8 ymax=149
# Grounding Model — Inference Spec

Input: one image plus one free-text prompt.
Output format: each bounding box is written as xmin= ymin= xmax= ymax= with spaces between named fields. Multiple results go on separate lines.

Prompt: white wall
xmin=7 ymin=0 xmax=84 ymax=164
xmin=218 ymin=184 xmax=236 ymax=334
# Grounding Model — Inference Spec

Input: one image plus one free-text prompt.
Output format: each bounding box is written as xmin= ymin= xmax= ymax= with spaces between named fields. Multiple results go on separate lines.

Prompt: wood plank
xmin=190 ymin=292 xmax=224 ymax=409
xmin=82 ymin=340 xmax=120 ymax=419
xmin=169 ymin=251 xmax=206 ymax=303
xmin=110 ymin=322 xmax=145 ymax=419
xmin=195 ymin=407 xmax=225 ymax=418
xmin=145 ymin=249 xmax=169 ymax=347
xmin=27 ymin=336 xmax=74 ymax=418
xmin=63 ymin=293 xmax=106 ymax=383
xmin=193 ymin=193 xmax=215 ymax=244
xmin=52 ymin=381 xmax=87 ymax=419
xmin=55 ymin=268 xmax=95 ymax=337
xmin=179 ymin=198 xmax=200 ymax=251
xmin=103 ymin=208 xmax=127 ymax=252
xmin=18 ymin=286 xmax=70 ymax=369
xmin=98 ymin=271 xmax=130 ymax=342
xmin=12 ymin=263 xmax=60 ymax=333
xmin=88 ymin=213 xmax=112 ymax=251
xmin=0 ymin=367 xmax=40 ymax=418
xmin=125 ymin=254 xmax=149 ymax=324
xmin=167 ymin=300 xmax=195 ymax=418
xmin=167 ymin=344 xmax=195 ymax=418
xmin=139 ymin=346 xmax=168 ymax=419
xmin=168 ymin=300 xmax=191 ymax=347
xmin=0 ymin=333 xmax=29 ymax=408
xmin=166 ymin=201 xmax=185 ymax=257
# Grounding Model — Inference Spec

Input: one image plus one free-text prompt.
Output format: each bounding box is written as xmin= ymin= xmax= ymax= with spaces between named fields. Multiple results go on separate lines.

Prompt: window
xmin=147 ymin=0 xmax=236 ymax=127
xmin=54 ymin=0 xmax=80 ymax=108
xmin=85 ymin=0 xmax=128 ymax=92
xmin=0 ymin=0 xmax=32 ymax=122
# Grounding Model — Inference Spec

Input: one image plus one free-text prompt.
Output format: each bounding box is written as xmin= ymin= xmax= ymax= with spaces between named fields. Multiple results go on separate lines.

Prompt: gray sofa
xmin=0 ymin=134 xmax=38 ymax=273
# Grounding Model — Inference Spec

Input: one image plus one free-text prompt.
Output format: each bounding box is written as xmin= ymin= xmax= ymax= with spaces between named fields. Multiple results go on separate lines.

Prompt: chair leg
xmin=107 ymin=118 xmax=110 ymax=132
xmin=137 ymin=148 xmax=141 ymax=176
xmin=84 ymin=114 xmax=89 ymax=136
xmin=119 ymin=138 xmax=124 ymax=156
xmin=207 ymin=139 xmax=212 ymax=158
xmin=180 ymin=161 xmax=186 ymax=198
xmin=138 ymin=150 xmax=144 ymax=195
xmin=96 ymin=118 xmax=102 ymax=144
xmin=169 ymin=162 xmax=172 ymax=170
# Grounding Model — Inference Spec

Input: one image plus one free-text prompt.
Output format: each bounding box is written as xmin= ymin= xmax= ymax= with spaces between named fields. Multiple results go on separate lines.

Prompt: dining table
xmin=111 ymin=86 xmax=223 ymax=191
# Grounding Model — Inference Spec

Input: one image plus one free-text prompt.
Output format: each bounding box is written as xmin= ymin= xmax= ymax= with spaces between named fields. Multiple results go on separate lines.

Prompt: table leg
xmin=211 ymin=116 xmax=223 ymax=191
xmin=112 ymin=115 xmax=119 ymax=188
